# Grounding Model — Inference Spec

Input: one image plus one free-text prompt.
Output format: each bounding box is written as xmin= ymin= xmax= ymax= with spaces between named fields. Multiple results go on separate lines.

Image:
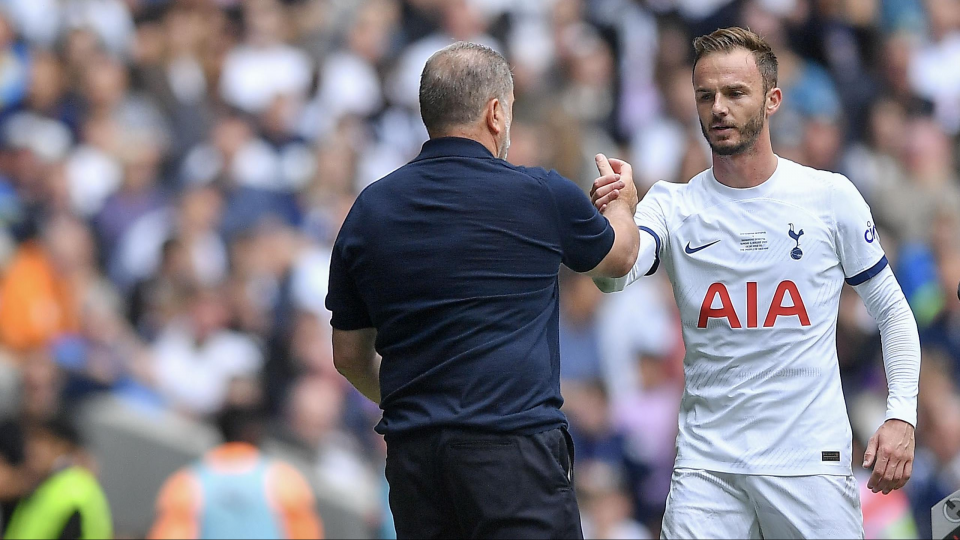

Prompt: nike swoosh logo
xmin=685 ymin=240 xmax=720 ymax=254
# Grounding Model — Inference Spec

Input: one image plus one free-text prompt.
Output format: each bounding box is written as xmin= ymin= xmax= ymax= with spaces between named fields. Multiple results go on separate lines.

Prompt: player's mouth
xmin=711 ymin=125 xmax=735 ymax=134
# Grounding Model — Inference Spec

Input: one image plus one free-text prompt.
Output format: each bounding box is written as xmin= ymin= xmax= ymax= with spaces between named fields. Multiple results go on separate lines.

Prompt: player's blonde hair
xmin=693 ymin=27 xmax=778 ymax=93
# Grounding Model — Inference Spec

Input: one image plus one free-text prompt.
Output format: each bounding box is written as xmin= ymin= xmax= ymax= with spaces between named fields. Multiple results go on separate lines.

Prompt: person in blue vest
xmin=149 ymin=405 xmax=322 ymax=539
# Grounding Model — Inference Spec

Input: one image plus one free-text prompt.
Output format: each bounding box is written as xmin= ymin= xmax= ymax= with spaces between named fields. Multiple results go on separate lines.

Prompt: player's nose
xmin=711 ymin=95 xmax=728 ymax=116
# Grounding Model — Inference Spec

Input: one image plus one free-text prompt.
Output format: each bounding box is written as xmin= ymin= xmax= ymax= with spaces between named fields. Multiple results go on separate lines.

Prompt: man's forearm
xmin=853 ymin=266 xmax=920 ymax=425
xmin=332 ymin=328 xmax=382 ymax=404
xmin=337 ymin=358 xmax=381 ymax=404
xmin=587 ymin=200 xmax=640 ymax=278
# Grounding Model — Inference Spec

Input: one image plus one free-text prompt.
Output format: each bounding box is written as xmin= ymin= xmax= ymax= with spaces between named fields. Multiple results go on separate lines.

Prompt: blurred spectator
xmin=0 ymin=11 xmax=31 ymax=113
xmin=150 ymin=284 xmax=263 ymax=417
xmin=559 ymin=268 xmax=605 ymax=381
xmin=0 ymin=216 xmax=88 ymax=353
xmin=3 ymin=413 xmax=112 ymax=539
xmin=908 ymin=0 xmax=960 ymax=133
xmin=265 ymin=376 xmax=380 ymax=522
xmin=578 ymin=460 xmax=652 ymax=540
xmin=219 ymin=0 xmax=313 ymax=115
xmin=631 ymin=64 xmax=707 ymax=188
xmin=149 ymin=404 xmax=323 ymax=539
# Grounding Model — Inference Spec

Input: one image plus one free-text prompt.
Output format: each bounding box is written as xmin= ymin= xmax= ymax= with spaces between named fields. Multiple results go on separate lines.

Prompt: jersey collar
xmin=413 ymin=137 xmax=496 ymax=162
xmin=706 ymin=155 xmax=784 ymax=200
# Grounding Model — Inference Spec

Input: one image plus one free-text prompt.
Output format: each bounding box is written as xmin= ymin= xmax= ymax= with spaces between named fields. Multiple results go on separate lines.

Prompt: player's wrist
xmin=883 ymin=410 xmax=917 ymax=429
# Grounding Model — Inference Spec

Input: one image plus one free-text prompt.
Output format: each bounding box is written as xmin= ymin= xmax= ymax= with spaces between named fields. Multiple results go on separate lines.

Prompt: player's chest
xmin=665 ymin=203 xmax=836 ymax=276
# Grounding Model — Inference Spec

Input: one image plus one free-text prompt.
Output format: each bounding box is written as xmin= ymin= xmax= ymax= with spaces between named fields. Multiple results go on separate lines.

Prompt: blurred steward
xmin=148 ymin=404 xmax=323 ymax=540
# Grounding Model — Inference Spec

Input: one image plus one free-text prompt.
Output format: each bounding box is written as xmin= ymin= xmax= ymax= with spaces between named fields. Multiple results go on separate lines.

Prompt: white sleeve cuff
xmin=593 ymin=229 xmax=658 ymax=293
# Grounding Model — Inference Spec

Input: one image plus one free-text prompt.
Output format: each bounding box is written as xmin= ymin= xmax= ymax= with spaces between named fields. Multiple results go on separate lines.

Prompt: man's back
xmin=327 ymin=137 xmax=614 ymax=438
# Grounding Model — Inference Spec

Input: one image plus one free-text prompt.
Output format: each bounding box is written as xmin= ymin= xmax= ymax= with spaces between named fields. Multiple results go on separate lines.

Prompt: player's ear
xmin=765 ymin=87 xmax=782 ymax=117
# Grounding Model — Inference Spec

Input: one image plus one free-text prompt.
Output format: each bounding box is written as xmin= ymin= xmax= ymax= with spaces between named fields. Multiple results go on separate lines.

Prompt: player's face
xmin=693 ymin=49 xmax=771 ymax=156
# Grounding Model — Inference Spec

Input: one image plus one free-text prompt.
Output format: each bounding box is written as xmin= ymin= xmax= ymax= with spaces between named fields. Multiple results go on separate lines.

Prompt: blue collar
xmin=413 ymin=137 xmax=496 ymax=161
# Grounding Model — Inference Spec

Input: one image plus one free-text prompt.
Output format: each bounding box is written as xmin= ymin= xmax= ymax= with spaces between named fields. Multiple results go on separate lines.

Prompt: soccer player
xmin=591 ymin=27 xmax=921 ymax=539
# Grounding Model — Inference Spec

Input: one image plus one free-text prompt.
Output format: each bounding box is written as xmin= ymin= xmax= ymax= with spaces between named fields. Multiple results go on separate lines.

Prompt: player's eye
xmin=697 ymin=93 xmax=713 ymax=102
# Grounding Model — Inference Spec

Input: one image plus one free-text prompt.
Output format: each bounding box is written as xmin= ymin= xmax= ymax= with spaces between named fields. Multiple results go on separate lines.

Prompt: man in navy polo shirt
xmin=325 ymin=41 xmax=640 ymax=539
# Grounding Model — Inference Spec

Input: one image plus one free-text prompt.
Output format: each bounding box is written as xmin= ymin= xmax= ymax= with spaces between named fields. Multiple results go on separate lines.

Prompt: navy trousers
xmin=384 ymin=427 xmax=584 ymax=539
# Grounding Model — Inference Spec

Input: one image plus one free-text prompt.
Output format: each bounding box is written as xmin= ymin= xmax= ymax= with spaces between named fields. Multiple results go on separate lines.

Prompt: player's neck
xmin=712 ymin=140 xmax=778 ymax=189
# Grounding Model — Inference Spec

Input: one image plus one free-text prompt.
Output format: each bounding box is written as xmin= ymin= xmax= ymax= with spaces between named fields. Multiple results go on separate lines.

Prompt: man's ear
xmin=766 ymin=87 xmax=782 ymax=116
xmin=485 ymin=98 xmax=503 ymax=136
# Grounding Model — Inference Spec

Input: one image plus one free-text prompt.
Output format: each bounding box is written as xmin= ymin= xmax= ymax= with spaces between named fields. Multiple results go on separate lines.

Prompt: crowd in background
xmin=0 ymin=0 xmax=957 ymax=538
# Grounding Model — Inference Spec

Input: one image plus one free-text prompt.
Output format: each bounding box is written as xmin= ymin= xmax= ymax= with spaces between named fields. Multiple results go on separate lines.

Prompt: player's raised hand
xmin=591 ymin=154 xmax=621 ymax=212
xmin=591 ymin=154 xmax=637 ymax=214
xmin=863 ymin=418 xmax=915 ymax=494
xmin=607 ymin=157 xmax=638 ymax=213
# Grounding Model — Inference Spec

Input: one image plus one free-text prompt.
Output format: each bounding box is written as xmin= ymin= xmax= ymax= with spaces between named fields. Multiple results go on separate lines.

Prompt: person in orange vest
xmin=149 ymin=405 xmax=323 ymax=539
xmin=0 ymin=216 xmax=86 ymax=354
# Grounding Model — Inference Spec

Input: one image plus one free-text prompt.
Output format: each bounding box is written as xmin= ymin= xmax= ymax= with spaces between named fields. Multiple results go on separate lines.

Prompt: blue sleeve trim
xmin=639 ymin=226 xmax=661 ymax=276
xmin=845 ymin=255 xmax=888 ymax=286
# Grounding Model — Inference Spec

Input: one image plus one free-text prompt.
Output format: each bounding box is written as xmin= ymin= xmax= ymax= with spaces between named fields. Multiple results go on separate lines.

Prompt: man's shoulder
xmin=508 ymin=163 xmax=569 ymax=186
xmin=779 ymin=158 xmax=853 ymax=193
xmin=642 ymin=176 xmax=696 ymax=210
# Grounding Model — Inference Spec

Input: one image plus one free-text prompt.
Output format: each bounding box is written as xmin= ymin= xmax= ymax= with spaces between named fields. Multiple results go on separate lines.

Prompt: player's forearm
xmin=853 ymin=267 xmax=920 ymax=426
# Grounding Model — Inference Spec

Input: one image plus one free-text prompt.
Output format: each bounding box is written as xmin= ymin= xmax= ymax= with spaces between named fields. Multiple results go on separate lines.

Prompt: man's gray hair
xmin=419 ymin=42 xmax=513 ymax=136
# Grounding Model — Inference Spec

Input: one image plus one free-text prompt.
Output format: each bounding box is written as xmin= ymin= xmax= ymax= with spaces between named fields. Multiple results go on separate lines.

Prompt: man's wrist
xmin=884 ymin=410 xmax=917 ymax=428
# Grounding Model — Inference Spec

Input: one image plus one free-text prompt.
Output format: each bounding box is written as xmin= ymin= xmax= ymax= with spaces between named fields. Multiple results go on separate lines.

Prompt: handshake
xmin=590 ymin=154 xmax=639 ymax=216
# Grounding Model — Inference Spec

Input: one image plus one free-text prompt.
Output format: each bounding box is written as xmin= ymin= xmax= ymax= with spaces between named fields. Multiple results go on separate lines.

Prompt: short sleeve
xmin=543 ymin=171 xmax=615 ymax=273
xmin=832 ymin=175 xmax=887 ymax=285
xmin=325 ymin=232 xmax=374 ymax=330
xmin=634 ymin=181 xmax=671 ymax=275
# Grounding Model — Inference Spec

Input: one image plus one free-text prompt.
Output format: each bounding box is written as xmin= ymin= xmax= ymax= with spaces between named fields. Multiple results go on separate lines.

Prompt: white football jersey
xmin=635 ymin=157 xmax=887 ymax=476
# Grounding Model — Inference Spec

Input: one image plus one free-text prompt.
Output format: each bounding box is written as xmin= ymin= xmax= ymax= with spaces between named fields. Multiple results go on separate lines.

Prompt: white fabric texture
xmin=852 ymin=266 xmax=921 ymax=426
xmin=661 ymin=468 xmax=864 ymax=539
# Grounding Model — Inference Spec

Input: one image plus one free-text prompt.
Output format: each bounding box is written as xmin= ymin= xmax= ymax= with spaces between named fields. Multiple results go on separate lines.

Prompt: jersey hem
xmin=674 ymin=458 xmax=853 ymax=477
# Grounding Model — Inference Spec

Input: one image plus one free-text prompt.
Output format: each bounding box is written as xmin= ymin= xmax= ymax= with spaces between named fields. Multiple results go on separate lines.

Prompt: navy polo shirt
xmin=326 ymin=137 xmax=615 ymax=438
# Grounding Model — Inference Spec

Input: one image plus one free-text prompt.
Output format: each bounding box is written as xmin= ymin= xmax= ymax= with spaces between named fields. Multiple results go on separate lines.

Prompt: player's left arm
xmin=833 ymin=176 xmax=920 ymax=495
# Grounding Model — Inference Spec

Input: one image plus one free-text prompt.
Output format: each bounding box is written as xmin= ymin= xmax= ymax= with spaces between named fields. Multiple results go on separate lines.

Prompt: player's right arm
xmin=591 ymin=170 xmax=669 ymax=293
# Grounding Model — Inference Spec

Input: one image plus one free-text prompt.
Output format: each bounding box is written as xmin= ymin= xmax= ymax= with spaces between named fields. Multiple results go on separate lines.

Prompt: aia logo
xmin=698 ymin=281 xmax=810 ymax=329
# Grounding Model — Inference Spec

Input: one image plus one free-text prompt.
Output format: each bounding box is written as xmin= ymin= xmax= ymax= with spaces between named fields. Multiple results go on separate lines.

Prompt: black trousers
xmin=384 ymin=427 xmax=584 ymax=539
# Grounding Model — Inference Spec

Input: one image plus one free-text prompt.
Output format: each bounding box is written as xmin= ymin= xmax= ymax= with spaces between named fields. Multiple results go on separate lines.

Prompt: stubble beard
xmin=701 ymin=105 xmax=766 ymax=157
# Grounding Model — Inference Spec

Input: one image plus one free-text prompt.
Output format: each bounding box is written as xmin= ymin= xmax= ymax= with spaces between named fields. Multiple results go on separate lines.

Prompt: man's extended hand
xmin=863 ymin=419 xmax=915 ymax=494
xmin=591 ymin=155 xmax=638 ymax=214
